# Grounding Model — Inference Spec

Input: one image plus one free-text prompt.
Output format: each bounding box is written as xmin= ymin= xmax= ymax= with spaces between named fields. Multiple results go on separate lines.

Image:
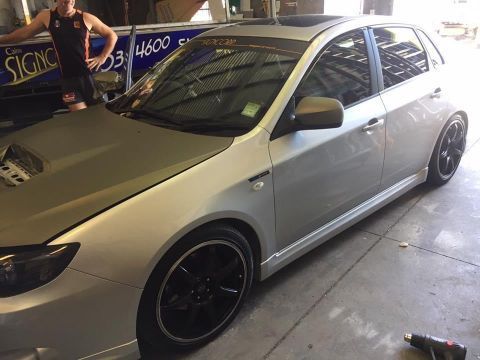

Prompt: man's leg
xmin=61 ymin=77 xmax=89 ymax=112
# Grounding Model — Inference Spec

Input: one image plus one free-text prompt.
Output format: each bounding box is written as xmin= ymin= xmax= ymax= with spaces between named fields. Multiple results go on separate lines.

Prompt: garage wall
xmin=363 ymin=0 xmax=393 ymax=15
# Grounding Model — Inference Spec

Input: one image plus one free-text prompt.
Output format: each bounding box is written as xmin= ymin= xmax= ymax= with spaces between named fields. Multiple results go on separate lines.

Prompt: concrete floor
xmin=145 ymin=41 xmax=480 ymax=360
xmin=1 ymin=41 xmax=479 ymax=360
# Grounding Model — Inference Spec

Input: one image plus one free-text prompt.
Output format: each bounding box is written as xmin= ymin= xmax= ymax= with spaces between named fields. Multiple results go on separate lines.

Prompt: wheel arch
xmin=143 ymin=217 xmax=264 ymax=290
xmin=426 ymin=111 xmax=467 ymax=185
xmin=427 ymin=110 xmax=468 ymax=167
xmin=217 ymin=218 xmax=262 ymax=281
xmin=169 ymin=218 xmax=263 ymax=281
xmin=454 ymin=110 xmax=468 ymax=132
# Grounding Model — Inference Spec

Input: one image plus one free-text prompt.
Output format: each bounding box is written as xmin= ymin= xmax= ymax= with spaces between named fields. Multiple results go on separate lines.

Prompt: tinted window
xmin=417 ymin=30 xmax=444 ymax=68
xmin=295 ymin=30 xmax=371 ymax=107
xmin=373 ymin=27 xmax=427 ymax=89
xmin=108 ymin=37 xmax=307 ymax=136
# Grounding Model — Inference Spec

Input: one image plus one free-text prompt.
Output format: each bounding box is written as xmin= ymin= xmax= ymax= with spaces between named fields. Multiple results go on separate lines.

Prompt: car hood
xmin=0 ymin=105 xmax=233 ymax=247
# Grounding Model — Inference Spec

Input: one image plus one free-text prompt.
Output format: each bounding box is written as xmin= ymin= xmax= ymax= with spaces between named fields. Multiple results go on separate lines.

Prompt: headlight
xmin=0 ymin=243 xmax=80 ymax=297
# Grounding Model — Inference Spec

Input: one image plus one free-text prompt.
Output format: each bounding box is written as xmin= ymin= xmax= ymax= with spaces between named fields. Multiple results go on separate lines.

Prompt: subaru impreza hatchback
xmin=0 ymin=15 xmax=467 ymax=359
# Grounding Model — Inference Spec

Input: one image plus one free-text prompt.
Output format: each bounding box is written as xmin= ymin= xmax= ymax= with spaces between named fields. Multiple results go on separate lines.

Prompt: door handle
xmin=362 ymin=118 xmax=384 ymax=132
xmin=430 ymin=87 xmax=442 ymax=99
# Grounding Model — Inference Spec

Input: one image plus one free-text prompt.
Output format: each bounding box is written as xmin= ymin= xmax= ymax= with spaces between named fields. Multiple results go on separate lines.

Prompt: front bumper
xmin=0 ymin=267 xmax=142 ymax=359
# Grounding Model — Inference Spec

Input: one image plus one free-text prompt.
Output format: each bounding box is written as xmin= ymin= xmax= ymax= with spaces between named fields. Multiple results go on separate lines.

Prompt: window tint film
xmin=108 ymin=37 xmax=306 ymax=136
xmin=295 ymin=30 xmax=371 ymax=107
xmin=417 ymin=30 xmax=444 ymax=68
xmin=373 ymin=27 xmax=427 ymax=89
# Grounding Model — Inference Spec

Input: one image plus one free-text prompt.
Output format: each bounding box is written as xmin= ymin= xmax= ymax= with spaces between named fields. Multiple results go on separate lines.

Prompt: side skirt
xmin=260 ymin=168 xmax=428 ymax=280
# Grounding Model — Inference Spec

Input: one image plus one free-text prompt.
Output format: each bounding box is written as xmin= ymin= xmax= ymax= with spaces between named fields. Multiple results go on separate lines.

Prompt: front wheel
xmin=138 ymin=224 xmax=253 ymax=350
xmin=427 ymin=115 xmax=466 ymax=185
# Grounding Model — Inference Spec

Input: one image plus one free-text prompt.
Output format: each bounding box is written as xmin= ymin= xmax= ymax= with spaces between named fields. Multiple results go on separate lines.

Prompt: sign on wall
xmin=0 ymin=27 xmax=211 ymax=87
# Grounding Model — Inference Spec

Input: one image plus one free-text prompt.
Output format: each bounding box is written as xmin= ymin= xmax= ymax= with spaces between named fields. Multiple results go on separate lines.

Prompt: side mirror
xmin=295 ymin=97 xmax=344 ymax=130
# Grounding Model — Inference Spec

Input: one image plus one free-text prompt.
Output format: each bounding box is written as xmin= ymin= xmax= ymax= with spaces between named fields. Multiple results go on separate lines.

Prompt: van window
xmin=373 ymin=27 xmax=427 ymax=89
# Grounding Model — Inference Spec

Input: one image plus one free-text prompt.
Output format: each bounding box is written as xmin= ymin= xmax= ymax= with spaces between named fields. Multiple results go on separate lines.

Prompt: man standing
xmin=0 ymin=0 xmax=117 ymax=111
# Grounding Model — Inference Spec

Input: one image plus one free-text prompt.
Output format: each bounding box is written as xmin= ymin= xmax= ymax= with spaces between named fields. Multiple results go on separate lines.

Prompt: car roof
xmin=200 ymin=15 xmax=414 ymax=42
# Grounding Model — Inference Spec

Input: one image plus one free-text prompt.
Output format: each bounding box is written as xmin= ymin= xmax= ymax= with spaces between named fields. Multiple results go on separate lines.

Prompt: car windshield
xmin=107 ymin=36 xmax=307 ymax=136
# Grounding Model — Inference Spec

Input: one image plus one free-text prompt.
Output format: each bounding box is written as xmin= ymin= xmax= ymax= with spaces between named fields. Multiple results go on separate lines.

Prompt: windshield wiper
xmin=114 ymin=108 xmax=184 ymax=128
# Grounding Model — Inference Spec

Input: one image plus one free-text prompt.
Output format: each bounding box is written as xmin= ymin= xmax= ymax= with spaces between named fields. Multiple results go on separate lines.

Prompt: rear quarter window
xmin=417 ymin=30 xmax=445 ymax=69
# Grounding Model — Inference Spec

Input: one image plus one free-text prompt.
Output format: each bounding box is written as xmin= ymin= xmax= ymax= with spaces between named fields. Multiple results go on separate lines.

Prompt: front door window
xmin=296 ymin=29 xmax=372 ymax=108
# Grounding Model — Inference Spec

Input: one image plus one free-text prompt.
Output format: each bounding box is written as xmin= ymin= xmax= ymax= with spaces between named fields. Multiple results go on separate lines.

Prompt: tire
xmin=427 ymin=114 xmax=466 ymax=186
xmin=137 ymin=224 xmax=253 ymax=350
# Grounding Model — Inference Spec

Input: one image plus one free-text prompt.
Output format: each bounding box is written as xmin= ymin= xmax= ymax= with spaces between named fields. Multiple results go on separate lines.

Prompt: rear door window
xmin=372 ymin=27 xmax=428 ymax=89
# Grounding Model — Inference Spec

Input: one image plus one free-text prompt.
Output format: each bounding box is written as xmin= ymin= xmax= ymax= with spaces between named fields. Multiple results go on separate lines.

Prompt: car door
xmin=269 ymin=29 xmax=386 ymax=251
xmin=370 ymin=26 xmax=453 ymax=190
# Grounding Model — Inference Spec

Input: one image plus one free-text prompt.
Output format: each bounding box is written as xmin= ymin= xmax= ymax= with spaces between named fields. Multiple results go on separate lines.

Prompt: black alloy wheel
xmin=138 ymin=224 xmax=253 ymax=350
xmin=158 ymin=240 xmax=247 ymax=342
xmin=427 ymin=115 xmax=466 ymax=185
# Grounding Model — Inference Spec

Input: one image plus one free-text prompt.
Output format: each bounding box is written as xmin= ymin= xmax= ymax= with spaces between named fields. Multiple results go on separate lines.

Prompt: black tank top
xmin=48 ymin=9 xmax=91 ymax=78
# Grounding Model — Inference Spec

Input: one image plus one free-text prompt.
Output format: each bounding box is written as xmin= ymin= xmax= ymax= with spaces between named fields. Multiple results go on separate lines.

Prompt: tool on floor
xmin=404 ymin=333 xmax=467 ymax=360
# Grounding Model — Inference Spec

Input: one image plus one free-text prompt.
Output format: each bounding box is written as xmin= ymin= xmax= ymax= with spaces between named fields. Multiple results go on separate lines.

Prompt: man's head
xmin=56 ymin=0 xmax=76 ymax=16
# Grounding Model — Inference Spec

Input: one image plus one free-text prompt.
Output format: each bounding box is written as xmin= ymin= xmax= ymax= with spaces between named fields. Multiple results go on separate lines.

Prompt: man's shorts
xmin=61 ymin=75 xmax=101 ymax=106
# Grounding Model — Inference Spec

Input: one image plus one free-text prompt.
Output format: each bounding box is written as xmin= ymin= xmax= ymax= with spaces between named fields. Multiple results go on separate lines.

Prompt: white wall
xmin=324 ymin=0 xmax=363 ymax=15
xmin=208 ymin=0 xmax=226 ymax=20
xmin=393 ymin=0 xmax=443 ymax=30
xmin=393 ymin=0 xmax=480 ymax=30
xmin=0 ymin=0 xmax=13 ymax=31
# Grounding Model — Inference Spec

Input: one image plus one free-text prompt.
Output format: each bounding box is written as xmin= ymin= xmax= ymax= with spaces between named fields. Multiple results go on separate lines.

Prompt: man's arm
xmin=84 ymin=13 xmax=118 ymax=71
xmin=0 ymin=11 xmax=49 ymax=44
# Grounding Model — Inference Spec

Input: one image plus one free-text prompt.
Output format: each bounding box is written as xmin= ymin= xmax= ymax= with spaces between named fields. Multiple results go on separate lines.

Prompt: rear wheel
xmin=138 ymin=224 xmax=253 ymax=350
xmin=427 ymin=115 xmax=466 ymax=185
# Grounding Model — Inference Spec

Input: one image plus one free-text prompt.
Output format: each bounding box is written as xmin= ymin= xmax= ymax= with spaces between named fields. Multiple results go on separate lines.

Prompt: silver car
xmin=0 ymin=15 xmax=467 ymax=359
